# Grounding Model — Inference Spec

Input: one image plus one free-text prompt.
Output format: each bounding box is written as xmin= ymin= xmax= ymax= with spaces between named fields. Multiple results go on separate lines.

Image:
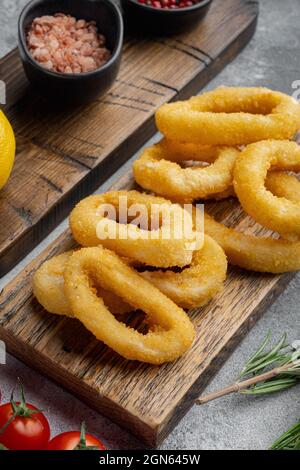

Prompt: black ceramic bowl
xmin=18 ymin=0 xmax=124 ymax=105
xmin=121 ymin=0 xmax=212 ymax=35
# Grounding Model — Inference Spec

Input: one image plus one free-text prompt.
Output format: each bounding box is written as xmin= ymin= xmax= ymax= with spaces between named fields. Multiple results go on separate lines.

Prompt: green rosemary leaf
xmin=240 ymin=333 xmax=288 ymax=378
xmin=241 ymin=377 xmax=297 ymax=395
xmin=282 ymin=368 xmax=300 ymax=377
xmin=270 ymin=420 xmax=300 ymax=450
xmin=196 ymin=333 xmax=300 ymax=406
xmin=242 ymin=354 xmax=286 ymax=377
xmin=237 ymin=333 xmax=300 ymax=396
xmin=294 ymin=440 xmax=300 ymax=450
xmin=267 ymin=333 xmax=288 ymax=356
xmin=240 ymin=333 xmax=297 ymax=375
xmin=241 ymin=330 xmax=272 ymax=369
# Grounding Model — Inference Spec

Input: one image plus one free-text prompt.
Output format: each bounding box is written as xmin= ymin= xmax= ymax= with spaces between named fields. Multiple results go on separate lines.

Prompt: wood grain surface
xmin=0 ymin=164 xmax=295 ymax=447
xmin=0 ymin=0 xmax=258 ymax=277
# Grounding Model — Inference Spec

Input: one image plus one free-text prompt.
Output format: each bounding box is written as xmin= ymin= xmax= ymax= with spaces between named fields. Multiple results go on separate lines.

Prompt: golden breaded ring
xmin=156 ymin=87 xmax=300 ymax=146
xmin=204 ymin=172 xmax=299 ymax=201
xmin=204 ymin=186 xmax=236 ymax=201
xmin=145 ymin=143 xmax=298 ymax=203
xmin=158 ymin=138 xmax=224 ymax=163
xmin=32 ymin=252 xmax=132 ymax=316
xmin=203 ymin=212 xmax=300 ymax=273
xmin=137 ymin=235 xmax=227 ymax=309
xmin=33 ymin=240 xmax=226 ymax=313
xmin=70 ymin=190 xmax=197 ymax=267
xmin=265 ymin=171 xmax=300 ymax=203
xmin=234 ymin=141 xmax=300 ymax=241
xmin=64 ymin=247 xmax=195 ymax=364
xmin=133 ymin=143 xmax=239 ymax=202
xmin=151 ymin=141 xmax=299 ymax=203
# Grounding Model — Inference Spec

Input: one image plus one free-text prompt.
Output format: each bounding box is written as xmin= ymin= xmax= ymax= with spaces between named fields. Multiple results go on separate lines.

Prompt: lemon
xmin=0 ymin=110 xmax=15 ymax=190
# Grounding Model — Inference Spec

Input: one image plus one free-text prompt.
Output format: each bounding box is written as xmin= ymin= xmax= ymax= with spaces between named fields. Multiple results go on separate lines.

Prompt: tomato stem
xmin=73 ymin=422 xmax=100 ymax=451
xmin=0 ymin=383 xmax=42 ymax=435
xmin=20 ymin=383 xmax=26 ymax=406
xmin=79 ymin=421 xmax=86 ymax=446
xmin=0 ymin=412 xmax=17 ymax=435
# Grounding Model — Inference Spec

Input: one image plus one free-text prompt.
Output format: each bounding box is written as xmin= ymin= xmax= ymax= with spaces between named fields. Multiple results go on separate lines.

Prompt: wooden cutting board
xmin=0 ymin=0 xmax=258 ymax=277
xmin=0 ymin=167 xmax=295 ymax=447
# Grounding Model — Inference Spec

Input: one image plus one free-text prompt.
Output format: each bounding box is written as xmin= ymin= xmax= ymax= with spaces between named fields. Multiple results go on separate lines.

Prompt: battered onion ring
xmin=137 ymin=235 xmax=227 ymax=309
xmin=203 ymin=212 xmax=300 ymax=273
xmin=70 ymin=190 xmax=197 ymax=267
xmin=64 ymin=247 xmax=195 ymax=364
xmin=32 ymin=252 xmax=132 ymax=316
xmin=233 ymin=140 xmax=300 ymax=241
xmin=156 ymin=87 xmax=300 ymax=146
xmin=133 ymin=142 xmax=239 ymax=202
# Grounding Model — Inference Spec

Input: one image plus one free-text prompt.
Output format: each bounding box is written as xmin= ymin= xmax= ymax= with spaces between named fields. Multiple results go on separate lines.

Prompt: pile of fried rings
xmin=33 ymin=87 xmax=300 ymax=365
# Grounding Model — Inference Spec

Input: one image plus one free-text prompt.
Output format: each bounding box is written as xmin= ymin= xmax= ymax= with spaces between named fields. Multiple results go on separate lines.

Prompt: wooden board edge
xmin=1 ymin=326 xmax=158 ymax=448
xmin=1 ymin=269 xmax=292 ymax=449
xmin=174 ymin=1 xmax=259 ymax=102
xmin=0 ymin=1 xmax=261 ymax=446
xmin=0 ymin=1 xmax=258 ymax=277
xmin=154 ymin=271 xmax=294 ymax=447
xmin=0 ymin=122 xmax=156 ymax=277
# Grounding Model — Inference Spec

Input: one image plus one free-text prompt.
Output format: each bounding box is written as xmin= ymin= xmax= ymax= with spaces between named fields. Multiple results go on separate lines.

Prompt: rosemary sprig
xmin=196 ymin=333 xmax=300 ymax=405
xmin=239 ymin=332 xmax=300 ymax=395
xmin=270 ymin=419 xmax=300 ymax=450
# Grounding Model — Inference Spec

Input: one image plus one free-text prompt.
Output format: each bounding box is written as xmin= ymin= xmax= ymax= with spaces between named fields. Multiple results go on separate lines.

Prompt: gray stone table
xmin=0 ymin=0 xmax=299 ymax=450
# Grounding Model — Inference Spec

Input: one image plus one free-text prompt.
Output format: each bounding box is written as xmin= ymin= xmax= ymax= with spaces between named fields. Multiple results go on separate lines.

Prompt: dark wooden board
xmin=0 ymin=0 xmax=258 ymax=277
xmin=0 ymin=166 xmax=295 ymax=447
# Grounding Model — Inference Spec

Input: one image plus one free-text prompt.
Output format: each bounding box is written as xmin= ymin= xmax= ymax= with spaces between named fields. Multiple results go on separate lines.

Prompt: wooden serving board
xmin=0 ymin=168 xmax=295 ymax=447
xmin=0 ymin=0 xmax=258 ymax=277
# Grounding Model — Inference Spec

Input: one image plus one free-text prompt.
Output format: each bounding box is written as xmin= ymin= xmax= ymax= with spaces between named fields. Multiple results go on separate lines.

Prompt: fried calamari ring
xmin=33 ymin=252 xmax=132 ymax=317
xmin=156 ymin=87 xmax=300 ymax=146
xmin=137 ymin=235 xmax=227 ymax=309
xmin=202 ymin=172 xmax=299 ymax=202
xmin=33 ymin=253 xmax=72 ymax=316
xmin=203 ymin=212 xmax=300 ymax=273
xmin=233 ymin=141 xmax=300 ymax=241
xmin=70 ymin=190 xmax=197 ymax=267
xmin=157 ymin=138 xmax=223 ymax=163
xmin=64 ymin=247 xmax=195 ymax=364
xmin=133 ymin=142 xmax=239 ymax=202
xmin=203 ymin=186 xmax=236 ymax=201
xmin=265 ymin=171 xmax=300 ymax=203
xmin=145 ymin=140 xmax=299 ymax=203
xmin=33 ymin=239 xmax=226 ymax=314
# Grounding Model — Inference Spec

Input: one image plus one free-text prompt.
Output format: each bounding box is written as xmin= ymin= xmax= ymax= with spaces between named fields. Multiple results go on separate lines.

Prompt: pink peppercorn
xmin=137 ymin=0 xmax=198 ymax=8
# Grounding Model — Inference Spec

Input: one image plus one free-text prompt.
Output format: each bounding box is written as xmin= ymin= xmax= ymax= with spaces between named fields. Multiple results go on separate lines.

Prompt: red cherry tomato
xmin=0 ymin=402 xmax=50 ymax=450
xmin=48 ymin=423 xmax=105 ymax=450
